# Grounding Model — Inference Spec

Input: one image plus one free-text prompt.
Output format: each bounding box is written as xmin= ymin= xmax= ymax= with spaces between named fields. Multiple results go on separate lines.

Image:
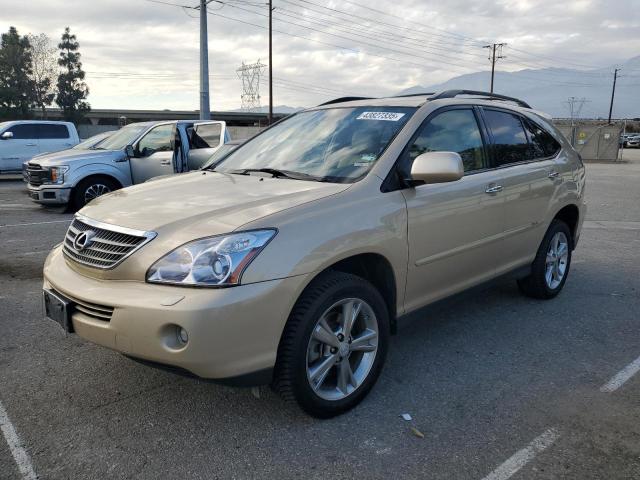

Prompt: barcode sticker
xmin=357 ymin=111 xmax=405 ymax=121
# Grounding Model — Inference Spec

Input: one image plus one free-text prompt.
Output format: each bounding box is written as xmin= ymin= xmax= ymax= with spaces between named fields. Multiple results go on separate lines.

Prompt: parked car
xmin=626 ymin=135 xmax=640 ymax=148
xmin=43 ymin=90 xmax=586 ymax=417
xmin=0 ymin=120 xmax=79 ymax=174
xmin=22 ymin=131 xmax=115 ymax=182
xmin=26 ymin=120 xmax=229 ymax=208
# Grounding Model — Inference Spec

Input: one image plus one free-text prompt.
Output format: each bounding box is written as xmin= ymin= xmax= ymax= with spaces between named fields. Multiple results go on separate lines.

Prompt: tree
xmin=27 ymin=33 xmax=57 ymax=119
xmin=0 ymin=26 xmax=35 ymax=119
xmin=56 ymin=27 xmax=89 ymax=122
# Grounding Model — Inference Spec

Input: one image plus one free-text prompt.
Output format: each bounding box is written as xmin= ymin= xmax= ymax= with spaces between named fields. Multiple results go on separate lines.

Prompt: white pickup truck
xmin=25 ymin=120 xmax=229 ymax=208
xmin=0 ymin=120 xmax=79 ymax=173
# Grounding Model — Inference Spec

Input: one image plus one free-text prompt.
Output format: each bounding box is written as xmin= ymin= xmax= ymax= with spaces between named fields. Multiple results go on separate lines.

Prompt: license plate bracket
xmin=43 ymin=289 xmax=74 ymax=333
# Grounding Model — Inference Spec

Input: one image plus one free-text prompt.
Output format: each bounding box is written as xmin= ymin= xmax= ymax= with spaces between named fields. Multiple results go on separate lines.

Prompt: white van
xmin=0 ymin=121 xmax=80 ymax=173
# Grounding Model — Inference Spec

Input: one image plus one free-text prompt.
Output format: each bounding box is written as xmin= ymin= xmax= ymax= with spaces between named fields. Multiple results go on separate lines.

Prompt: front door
xmin=0 ymin=124 xmax=40 ymax=172
xmin=187 ymin=122 xmax=225 ymax=170
xmin=129 ymin=123 xmax=176 ymax=183
xmin=401 ymin=107 xmax=505 ymax=312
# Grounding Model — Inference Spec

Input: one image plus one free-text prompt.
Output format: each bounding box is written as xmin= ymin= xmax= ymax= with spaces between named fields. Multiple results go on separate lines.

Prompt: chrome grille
xmin=63 ymin=215 xmax=156 ymax=269
xmin=26 ymin=163 xmax=50 ymax=186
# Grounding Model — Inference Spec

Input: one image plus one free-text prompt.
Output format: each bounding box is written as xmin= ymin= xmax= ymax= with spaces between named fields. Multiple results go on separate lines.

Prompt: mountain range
xmin=397 ymin=55 xmax=640 ymax=119
xmin=235 ymin=56 xmax=639 ymax=119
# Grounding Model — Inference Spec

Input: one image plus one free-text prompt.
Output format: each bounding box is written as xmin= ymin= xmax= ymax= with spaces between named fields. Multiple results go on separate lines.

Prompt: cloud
xmin=4 ymin=0 xmax=639 ymax=110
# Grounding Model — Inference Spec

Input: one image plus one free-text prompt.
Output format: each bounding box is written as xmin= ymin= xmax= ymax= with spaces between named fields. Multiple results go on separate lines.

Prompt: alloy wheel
xmin=545 ymin=231 xmax=569 ymax=289
xmin=306 ymin=298 xmax=379 ymax=401
xmin=84 ymin=183 xmax=111 ymax=203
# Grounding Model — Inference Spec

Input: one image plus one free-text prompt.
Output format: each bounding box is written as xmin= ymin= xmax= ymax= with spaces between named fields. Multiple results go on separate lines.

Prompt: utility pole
xmin=198 ymin=0 xmax=211 ymax=120
xmin=268 ymin=0 xmax=273 ymax=124
xmin=608 ymin=68 xmax=620 ymax=124
xmin=483 ymin=43 xmax=506 ymax=93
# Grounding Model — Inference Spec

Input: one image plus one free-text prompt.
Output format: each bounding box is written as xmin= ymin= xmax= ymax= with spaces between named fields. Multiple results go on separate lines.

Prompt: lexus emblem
xmin=73 ymin=230 xmax=96 ymax=252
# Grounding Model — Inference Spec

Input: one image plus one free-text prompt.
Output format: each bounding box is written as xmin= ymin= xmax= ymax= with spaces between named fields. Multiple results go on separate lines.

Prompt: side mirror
xmin=125 ymin=144 xmax=135 ymax=158
xmin=409 ymin=151 xmax=464 ymax=185
xmin=1 ymin=131 xmax=13 ymax=140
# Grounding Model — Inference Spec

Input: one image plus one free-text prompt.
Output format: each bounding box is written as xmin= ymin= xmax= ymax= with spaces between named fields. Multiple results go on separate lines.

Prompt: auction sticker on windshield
xmin=357 ymin=111 xmax=406 ymax=121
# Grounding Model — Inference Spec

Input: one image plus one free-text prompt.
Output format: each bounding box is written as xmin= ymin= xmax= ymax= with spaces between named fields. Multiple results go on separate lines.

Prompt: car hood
xmin=30 ymin=149 xmax=123 ymax=166
xmin=79 ymin=171 xmax=351 ymax=236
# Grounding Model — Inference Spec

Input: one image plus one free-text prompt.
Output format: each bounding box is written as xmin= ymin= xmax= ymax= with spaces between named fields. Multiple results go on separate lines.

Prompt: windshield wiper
xmin=228 ymin=168 xmax=326 ymax=182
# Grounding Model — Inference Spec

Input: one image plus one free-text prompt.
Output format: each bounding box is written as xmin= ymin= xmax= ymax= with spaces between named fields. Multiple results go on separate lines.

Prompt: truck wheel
xmin=73 ymin=176 xmax=119 ymax=209
xmin=517 ymin=220 xmax=573 ymax=299
xmin=273 ymin=271 xmax=389 ymax=418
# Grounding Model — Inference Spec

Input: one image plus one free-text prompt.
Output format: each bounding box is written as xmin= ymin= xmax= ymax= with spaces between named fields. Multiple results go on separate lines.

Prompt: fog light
xmin=177 ymin=327 xmax=188 ymax=344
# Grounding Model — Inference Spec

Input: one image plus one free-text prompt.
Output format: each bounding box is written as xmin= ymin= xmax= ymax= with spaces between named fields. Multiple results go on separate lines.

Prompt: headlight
xmin=46 ymin=166 xmax=69 ymax=184
xmin=146 ymin=229 xmax=276 ymax=287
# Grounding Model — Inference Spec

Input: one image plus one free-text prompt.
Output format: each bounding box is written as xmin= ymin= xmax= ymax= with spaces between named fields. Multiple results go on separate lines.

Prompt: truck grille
xmin=26 ymin=163 xmax=50 ymax=186
xmin=63 ymin=216 xmax=156 ymax=269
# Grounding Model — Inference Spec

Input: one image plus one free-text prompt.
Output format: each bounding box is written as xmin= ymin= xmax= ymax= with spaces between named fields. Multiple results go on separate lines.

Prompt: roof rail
xmin=393 ymin=92 xmax=436 ymax=98
xmin=318 ymin=96 xmax=373 ymax=106
xmin=428 ymin=90 xmax=532 ymax=109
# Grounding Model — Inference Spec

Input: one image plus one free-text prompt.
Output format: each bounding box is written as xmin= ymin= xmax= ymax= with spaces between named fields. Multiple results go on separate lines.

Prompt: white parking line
xmin=0 ymin=219 xmax=70 ymax=228
xmin=600 ymin=355 xmax=640 ymax=393
xmin=481 ymin=428 xmax=559 ymax=480
xmin=0 ymin=400 xmax=37 ymax=480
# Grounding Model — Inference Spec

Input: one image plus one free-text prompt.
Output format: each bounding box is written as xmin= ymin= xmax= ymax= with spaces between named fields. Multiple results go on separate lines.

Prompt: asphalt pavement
xmin=1 ymin=151 xmax=639 ymax=479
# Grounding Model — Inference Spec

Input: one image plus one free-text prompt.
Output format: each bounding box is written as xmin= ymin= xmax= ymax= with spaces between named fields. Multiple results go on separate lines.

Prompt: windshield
xmin=215 ymin=107 xmax=415 ymax=182
xmin=72 ymin=132 xmax=111 ymax=150
xmin=202 ymin=143 xmax=239 ymax=169
xmin=95 ymin=124 xmax=149 ymax=151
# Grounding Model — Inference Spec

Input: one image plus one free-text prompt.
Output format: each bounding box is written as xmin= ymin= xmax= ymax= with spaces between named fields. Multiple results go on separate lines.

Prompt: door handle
xmin=160 ymin=160 xmax=171 ymax=165
xmin=26 ymin=143 xmax=37 ymax=146
xmin=485 ymin=184 xmax=503 ymax=194
xmin=548 ymin=171 xmax=560 ymax=179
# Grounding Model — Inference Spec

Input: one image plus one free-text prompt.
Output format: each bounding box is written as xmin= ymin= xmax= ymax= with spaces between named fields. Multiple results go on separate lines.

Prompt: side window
xmin=6 ymin=124 xmax=37 ymax=139
xmin=137 ymin=124 xmax=173 ymax=157
xmin=407 ymin=109 xmax=486 ymax=173
xmin=190 ymin=124 xmax=222 ymax=149
xmin=38 ymin=124 xmax=70 ymax=139
xmin=483 ymin=109 xmax=529 ymax=167
xmin=523 ymin=119 xmax=561 ymax=159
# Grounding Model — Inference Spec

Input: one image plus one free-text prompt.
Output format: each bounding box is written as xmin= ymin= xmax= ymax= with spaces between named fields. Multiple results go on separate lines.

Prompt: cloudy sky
xmin=5 ymin=0 xmax=640 ymax=111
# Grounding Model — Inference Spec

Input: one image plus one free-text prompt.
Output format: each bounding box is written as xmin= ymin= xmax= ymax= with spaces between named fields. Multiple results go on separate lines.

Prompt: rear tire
xmin=73 ymin=176 xmax=119 ymax=209
xmin=517 ymin=220 xmax=572 ymax=299
xmin=272 ymin=271 xmax=389 ymax=418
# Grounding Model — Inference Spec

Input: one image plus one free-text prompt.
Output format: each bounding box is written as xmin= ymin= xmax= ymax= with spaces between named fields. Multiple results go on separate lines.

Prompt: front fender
xmin=66 ymin=161 xmax=132 ymax=189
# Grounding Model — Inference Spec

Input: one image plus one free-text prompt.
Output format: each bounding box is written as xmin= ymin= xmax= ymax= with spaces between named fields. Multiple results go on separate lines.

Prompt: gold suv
xmin=43 ymin=91 xmax=586 ymax=417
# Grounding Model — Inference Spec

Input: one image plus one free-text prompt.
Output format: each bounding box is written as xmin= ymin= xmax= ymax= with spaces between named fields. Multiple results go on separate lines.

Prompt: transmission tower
xmin=566 ymin=97 xmax=589 ymax=124
xmin=236 ymin=60 xmax=266 ymax=111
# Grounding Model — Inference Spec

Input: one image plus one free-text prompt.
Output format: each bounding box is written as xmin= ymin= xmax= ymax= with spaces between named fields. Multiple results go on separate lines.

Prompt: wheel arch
xmin=298 ymin=253 xmax=399 ymax=334
xmin=552 ymin=204 xmax=580 ymax=248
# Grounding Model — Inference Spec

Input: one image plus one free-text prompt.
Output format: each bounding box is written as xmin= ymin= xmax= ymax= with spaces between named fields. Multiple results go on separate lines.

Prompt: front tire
xmin=73 ymin=176 xmax=119 ymax=209
xmin=273 ymin=271 xmax=389 ymax=418
xmin=517 ymin=220 xmax=572 ymax=299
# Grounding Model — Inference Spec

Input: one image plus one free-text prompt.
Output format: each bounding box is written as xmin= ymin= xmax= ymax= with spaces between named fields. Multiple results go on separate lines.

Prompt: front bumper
xmin=43 ymin=246 xmax=308 ymax=382
xmin=27 ymin=185 xmax=71 ymax=205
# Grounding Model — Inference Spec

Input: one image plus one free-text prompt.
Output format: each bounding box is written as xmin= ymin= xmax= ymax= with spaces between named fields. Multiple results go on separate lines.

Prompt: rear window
xmin=483 ymin=109 xmax=529 ymax=167
xmin=6 ymin=124 xmax=37 ymax=139
xmin=191 ymin=124 xmax=222 ymax=149
xmin=38 ymin=124 xmax=70 ymax=139
xmin=523 ymin=119 xmax=561 ymax=159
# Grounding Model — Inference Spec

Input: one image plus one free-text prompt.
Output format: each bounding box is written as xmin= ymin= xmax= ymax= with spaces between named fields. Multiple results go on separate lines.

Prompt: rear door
xmin=187 ymin=121 xmax=226 ymax=170
xmin=0 ymin=124 xmax=39 ymax=171
xmin=481 ymin=108 xmax=561 ymax=275
xmin=37 ymin=123 xmax=74 ymax=154
xmin=129 ymin=123 xmax=176 ymax=183
xmin=402 ymin=107 xmax=506 ymax=312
